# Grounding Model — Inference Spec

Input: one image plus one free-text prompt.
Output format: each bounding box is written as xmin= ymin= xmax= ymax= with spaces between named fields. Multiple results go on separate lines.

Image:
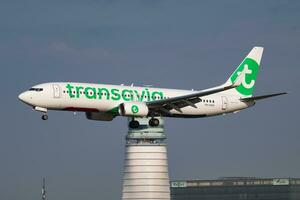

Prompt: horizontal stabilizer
xmin=240 ymin=92 xmax=287 ymax=102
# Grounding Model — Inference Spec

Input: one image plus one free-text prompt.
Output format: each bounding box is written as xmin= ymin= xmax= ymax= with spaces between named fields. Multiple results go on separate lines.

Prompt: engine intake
xmin=119 ymin=102 xmax=149 ymax=117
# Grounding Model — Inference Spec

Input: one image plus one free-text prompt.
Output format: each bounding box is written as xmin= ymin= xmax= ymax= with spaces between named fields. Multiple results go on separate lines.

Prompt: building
xmin=171 ymin=177 xmax=300 ymax=200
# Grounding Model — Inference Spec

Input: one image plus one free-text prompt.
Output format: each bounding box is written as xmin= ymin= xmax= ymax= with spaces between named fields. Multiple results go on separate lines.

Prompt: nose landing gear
xmin=41 ymin=114 xmax=48 ymax=120
xmin=34 ymin=107 xmax=48 ymax=121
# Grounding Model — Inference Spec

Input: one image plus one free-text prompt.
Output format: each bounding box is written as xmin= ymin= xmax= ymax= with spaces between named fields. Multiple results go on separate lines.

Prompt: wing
xmin=146 ymin=69 xmax=246 ymax=115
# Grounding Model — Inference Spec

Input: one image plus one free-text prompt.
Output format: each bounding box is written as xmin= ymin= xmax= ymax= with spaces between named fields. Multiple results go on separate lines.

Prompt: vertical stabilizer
xmin=224 ymin=47 xmax=264 ymax=97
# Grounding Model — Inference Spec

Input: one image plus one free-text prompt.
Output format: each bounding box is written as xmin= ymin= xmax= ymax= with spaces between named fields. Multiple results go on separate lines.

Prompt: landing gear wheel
xmin=149 ymin=118 xmax=159 ymax=127
xmin=41 ymin=114 xmax=48 ymax=120
xmin=129 ymin=120 xmax=140 ymax=129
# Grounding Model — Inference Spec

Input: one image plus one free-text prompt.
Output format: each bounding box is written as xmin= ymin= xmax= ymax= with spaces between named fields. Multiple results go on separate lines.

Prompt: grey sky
xmin=0 ymin=1 xmax=299 ymax=199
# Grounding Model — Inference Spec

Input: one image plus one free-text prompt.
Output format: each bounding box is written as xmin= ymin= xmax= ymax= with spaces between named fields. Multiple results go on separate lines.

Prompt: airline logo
xmin=131 ymin=105 xmax=139 ymax=114
xmin=230 ymin=58 xmax=259 ymax=96
xmin=65 ymin=83 xmax=165 ymax=102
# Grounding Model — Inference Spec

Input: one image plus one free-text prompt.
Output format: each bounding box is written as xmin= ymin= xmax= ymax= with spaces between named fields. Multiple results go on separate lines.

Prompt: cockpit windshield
xmin=29 ymin=88 xmax=43 ymax=92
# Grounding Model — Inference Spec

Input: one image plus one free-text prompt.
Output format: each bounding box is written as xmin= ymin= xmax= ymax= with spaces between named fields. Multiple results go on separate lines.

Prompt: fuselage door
xmin=221 ymin=96 xmax=228 ymax=110
xmin=52 ymin=84 xmax=61 ymax=98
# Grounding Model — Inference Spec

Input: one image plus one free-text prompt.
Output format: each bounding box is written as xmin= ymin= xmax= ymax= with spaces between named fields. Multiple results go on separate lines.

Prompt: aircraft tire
xmin=129 ymin=120 xmax=139 ymax=129
xmin=149 ymin=118 xmax=159 ymax=127
xmin=41 ymin=114 xmax=48 ymax=120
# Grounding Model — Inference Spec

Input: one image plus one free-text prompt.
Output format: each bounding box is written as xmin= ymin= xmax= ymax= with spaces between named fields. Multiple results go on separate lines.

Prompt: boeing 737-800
xmin=18 ymin=47 xmax=286 ymax=128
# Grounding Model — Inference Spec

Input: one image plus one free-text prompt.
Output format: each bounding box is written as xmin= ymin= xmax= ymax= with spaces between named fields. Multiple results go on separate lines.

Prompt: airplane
xmin=18 ymin=47 xmax=286 ymax=128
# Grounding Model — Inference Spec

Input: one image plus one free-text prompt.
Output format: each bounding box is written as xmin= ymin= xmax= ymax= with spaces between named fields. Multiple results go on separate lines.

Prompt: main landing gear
xmin=129 ymin=117 xmax=160 ymax=129
xmin=41 ymin=114 xmax=48 ymax=120
xmin=149 ymin=118 xmax=159 ymax=127
xmin=129 ymin=120 xmax=140 ymax=129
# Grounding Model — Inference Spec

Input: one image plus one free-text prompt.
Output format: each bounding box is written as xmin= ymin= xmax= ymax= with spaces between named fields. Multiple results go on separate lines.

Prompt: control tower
xmin=122 ymin=117 xmax=170 ymax=200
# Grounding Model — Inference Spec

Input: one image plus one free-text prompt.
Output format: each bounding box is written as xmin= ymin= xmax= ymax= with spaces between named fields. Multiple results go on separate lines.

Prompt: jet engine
xmin=119 ymin=102 xmax=149 ymax=117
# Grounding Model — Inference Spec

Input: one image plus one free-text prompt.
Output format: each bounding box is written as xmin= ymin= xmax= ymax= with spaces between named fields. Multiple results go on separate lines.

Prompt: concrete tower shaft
xmin=122 ymin=117 xmax=170 ymax=200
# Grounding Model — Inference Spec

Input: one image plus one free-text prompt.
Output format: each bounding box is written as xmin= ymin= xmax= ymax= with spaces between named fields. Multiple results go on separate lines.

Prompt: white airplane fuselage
xmin=18 ymin=82 xmax=252 ymax=118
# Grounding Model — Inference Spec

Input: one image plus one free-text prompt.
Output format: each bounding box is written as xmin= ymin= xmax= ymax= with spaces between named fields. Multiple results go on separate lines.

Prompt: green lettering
xmin=66 ymin=84 xmax=75 ymax=98
xmin=75 ymin=86 xmax=84 ymax=98
xmin=151 ymin=91 xmax=164 ymax=100
xmin=111 ymin=89 xmax=121 ymax=100
xmin=66 ymin=84 xmax=165 ymax=102
xmin=84 ymin=87 xmax=96 ymax=99
xmin=122 ymin=89 xmax=133 ymax=101
xmin=145 ymin=88 xmax=150 ymax=101
xmin=98 ymin=88 xmax=110 ymax=100
xmin=134 ymin=90 xmax=144 ymax=101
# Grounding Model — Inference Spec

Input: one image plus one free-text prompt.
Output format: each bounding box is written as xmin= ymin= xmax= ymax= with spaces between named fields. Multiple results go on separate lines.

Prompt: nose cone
xmin=18 ymin=92 xmax=26 ymax=102
xmin=18 ymin=91 xmax=31 ymax=105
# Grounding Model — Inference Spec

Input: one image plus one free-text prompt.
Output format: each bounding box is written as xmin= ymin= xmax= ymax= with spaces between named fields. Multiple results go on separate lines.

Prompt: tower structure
xmin=122 ymin=117 xmax=170 ymax=200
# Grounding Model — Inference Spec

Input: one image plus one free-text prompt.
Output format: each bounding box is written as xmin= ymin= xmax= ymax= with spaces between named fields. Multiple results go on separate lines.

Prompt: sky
xmin=0 ymin=0 xmax=299 ymax=199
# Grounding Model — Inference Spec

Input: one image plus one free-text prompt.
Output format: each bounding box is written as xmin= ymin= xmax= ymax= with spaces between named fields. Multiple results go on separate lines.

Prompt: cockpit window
xmin=29 ymin=88 xmax=43 ymax=92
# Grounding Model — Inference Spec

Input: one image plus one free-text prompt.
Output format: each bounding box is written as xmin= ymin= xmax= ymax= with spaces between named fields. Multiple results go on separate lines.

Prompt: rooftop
xmin=171 ymin=177 xmax=300 ymax=188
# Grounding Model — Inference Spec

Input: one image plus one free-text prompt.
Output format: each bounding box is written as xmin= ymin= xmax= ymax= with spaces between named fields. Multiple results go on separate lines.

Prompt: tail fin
xmin=224 ymin=47 xmax=264 ymax=97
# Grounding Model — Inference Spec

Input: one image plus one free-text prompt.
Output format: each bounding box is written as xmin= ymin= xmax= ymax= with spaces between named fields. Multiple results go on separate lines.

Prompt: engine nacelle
xmin=119 ymin=102 xmax=149 ymax=117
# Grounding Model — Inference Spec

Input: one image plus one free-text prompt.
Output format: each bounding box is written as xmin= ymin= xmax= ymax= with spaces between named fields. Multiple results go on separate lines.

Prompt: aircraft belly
xmin=168 ymin=103 xmax=220 ymax=117
xmin=60 ymin=98 xmax=118 ymax=112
